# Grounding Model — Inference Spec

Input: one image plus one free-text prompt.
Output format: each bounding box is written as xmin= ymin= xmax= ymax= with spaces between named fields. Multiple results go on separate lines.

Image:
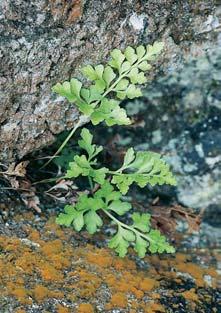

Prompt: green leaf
xmin=76 ymin=194 xmax=104 ymax=212
xmin=114 ymin=79 xmax=129 ymax=91
xmin=70 ymin=78 xmax=82 ymax=99
xmin=145 ymin=42 xmax=164 ymax=61
xmin=108 ymin=226 xmax=135 ymax=257
xmin=84 ymin=210 xmax=103 ymax=234
xmin=108 ymin=231 xmax=129 ymax=258
xmin=134 ymin=235 xmax=148 ymax=258
xmin=81 ymin=65 xmax=97 ymax=81
xmin=95 ymin=65 xmax=104 ymax=79
xmin=120 ymin=61 xmax=131 ymax=74
xmin=94 ymin=79 xmax=106 ymax=93
xmin=108 ymin=200 xmax=132 ymax=216
xmin=127 ymin=68 xmax=147 ymax=84
xmin=56 ymin=205 xmax=76 ymax=227
xmin=90 ymin=111 xmax=105 ymax=125
xmin=56 ymin=205 xmax=85 ymax=232
xmin=78 ymin=128 xmax=93 ymax=153
xmin=90 ymin=167 xmax=107 ymax=184
xmin=109 ymin=49 xmax=125 ymax=70
xmin=91 ymin=98 xmax=130 ymax=126
xmin=138 ymin=61 xmax=152 ymax=71
xmin=78 ymin=103 xmax=94 ymax=116
xmin=95 ymin=181 xmax=114 ymax=199
xmin=89 ymin=85 xmax=102 ymax=103
xmin=103 ymin=66 xmax=116 ymax=87
xmin=122 ymin=227 xmax=136 ymax=242
xmin=111 ymin=175 xmax=133 ymax=195
xmin=124 ymin=46 xmax=138 ymax=65
xmin=116 ymin=91 xmax=127 ymax=100
xmin=81 ymin=88 xmax=90 ymax=103
xmin=52 ymin=82 xmax=76 ymax=102
xmin=148 ymin=229 xmax=175 ymax=254
xmin=105 ymin=107 xmax=131 ymax=126
xmin=78 ymin=128 xmax=103 ymax=159
xmin=66 ymin=155 xmax=90 ymax=179
xmin=72 ymin=211 xmax=85 ymax=231
xmin=132 ymin=212 xmax=151 ymax=233
xmin=66 ymin=161 xmax=83 ymax=178
xmin=136 ymin=45 xmax=146 ymax=59
xmin=112 ymin=151 xmax=176 ymax=193
xmin=122 ymin=148 xmax=135 ymax=168
xmin=126 ymin=84 xmax=142 ymax=99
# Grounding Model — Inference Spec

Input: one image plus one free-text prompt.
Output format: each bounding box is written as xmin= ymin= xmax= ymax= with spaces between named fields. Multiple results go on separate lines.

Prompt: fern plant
xmin=43 ymin=42 xmax=164 ymax=166
xmin=48 ymin=42 xmax=177 ymax=257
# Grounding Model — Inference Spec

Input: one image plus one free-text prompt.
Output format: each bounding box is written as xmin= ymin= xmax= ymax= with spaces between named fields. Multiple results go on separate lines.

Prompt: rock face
xmin=125 ymin=49 xmax=221 ymax=217
xmin=0 ymin=0 xmax=219 ymax=163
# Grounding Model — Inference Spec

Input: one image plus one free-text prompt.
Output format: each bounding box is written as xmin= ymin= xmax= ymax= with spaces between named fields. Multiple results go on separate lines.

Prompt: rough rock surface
xmin=0 ymin=0 xmax=220 ymax=163
xmin=122 ymin=48 xmax=221 ymax=216
xmin=0 ymin=207 xmax=220 ymax=313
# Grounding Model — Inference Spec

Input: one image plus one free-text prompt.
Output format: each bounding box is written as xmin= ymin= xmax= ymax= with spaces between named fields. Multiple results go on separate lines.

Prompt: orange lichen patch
xmin=77 ymin=303 xmax=94 ymax=313
xmin=86 ymin=248 xmax=113 ymax=268
xmin=14 ymin=212 xmax=35 ymax=222
xmin=0 ymin=212 xmax=219 ymax=312
xmin=28 ymin=229 xmax=42 ymax=243
xmin=142 ymin=302 xmax=166 ymax=313
xmin=41 ymin=239 xmax=63 ymax=255
xmin=139 ymin=278 xmax=159 ymax=292
xmin=39 ymin=263 xmax=64 ymax=281
xmin=104 ymin=269 xmax=157 ymax=299
xmin=182 ymin=288 xmax=199 ymax=302
xmin=56 ymin=304 xmax=70 ymax=313
xmin=75 ymin=269 xmax=102 ymax=298
xmin=176 ymin=262 xmax=205 ymax=286
xmin=15 ymin=309 xmax=26 ymax=313
xmin=32 ymin=285 xmax=49 ymax=302
xmin=113 ymin=258 xmax=136 ymax=271
xmin=148 ymin=252 xmax=220 ymax=288
xmin=15 ymin=252 xmax=40 ymax=274
xmin=9 ymin=287 xmax=32 ymax=305
xmin=106 ymin=292 xmax=128 ymax=309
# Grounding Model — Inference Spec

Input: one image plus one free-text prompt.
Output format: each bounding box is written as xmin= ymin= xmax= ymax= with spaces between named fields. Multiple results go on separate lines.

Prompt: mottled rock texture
xmin=124 ymin=49 xmax=221 ymax=217
xmin=0 ymin=0 xmax=220 ymax=163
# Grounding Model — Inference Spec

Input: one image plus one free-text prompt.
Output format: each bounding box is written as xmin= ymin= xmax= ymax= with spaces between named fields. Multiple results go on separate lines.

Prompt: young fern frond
xmin=44 ymin=42 xmax=164 ymax=168
xmin=65 ymin=128 xmax=176 ymax=191
xmin=49 ymin=42 xmax=177 ymax=258
xmin=53 ymin=42 xmax=163 ymax=125
xmin=56 ymin=127 xmax=176 ymax=258
xmin=56 ymin=180 xmax=175 ymax=258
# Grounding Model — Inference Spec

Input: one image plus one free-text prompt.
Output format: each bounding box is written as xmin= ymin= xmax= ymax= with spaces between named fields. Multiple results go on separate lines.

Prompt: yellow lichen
xmin=15 ymin=309 xmax=26 ymax=313
xmin=32 ymin=285 xmax=49 ymax=302
xmin=0 ymin=213 xmax=219 ymax=312
xmin=182 ymin=288 xmax=199 ymax=302
xmin=56 ymin=304 xmax=70 ymax=313
xmin=106 ymin=292 xmax=128 ymax=309
xmin=77 ymin=303 xmax=94 ymax=313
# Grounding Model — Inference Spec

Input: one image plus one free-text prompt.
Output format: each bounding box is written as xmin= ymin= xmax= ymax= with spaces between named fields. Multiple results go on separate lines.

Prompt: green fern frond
xmin=52 ymin=42 xmax=164 ymax=127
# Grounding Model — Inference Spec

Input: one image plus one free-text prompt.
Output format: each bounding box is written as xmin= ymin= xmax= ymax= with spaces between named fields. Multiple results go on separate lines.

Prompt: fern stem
xmin=101 ymin=209 xmax=156 ymax=245
xmin=88 ymin=176 xmax=94 ymax=191
xmin=32 ymin=176 xmax=66 ymax=185
xmin=41 ymin=115 xmax=90 ymax=168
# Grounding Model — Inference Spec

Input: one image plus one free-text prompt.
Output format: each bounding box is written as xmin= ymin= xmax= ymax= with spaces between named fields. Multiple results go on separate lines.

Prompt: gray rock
xmin=126 ymin=48 xmax=221 ymax=216
xmin=0 ymin=0 xmax=219 ymax=163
